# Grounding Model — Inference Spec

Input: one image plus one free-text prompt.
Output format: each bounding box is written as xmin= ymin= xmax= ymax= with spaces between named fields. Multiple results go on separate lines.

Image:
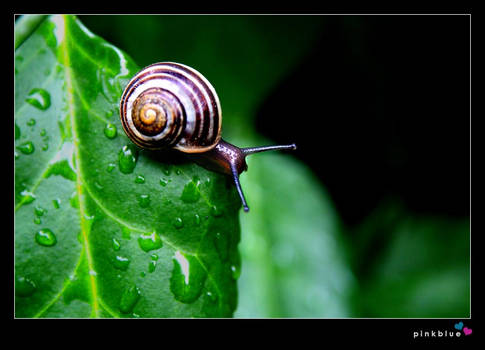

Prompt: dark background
xmin=255 ymin=15 xmax=470 ymax=227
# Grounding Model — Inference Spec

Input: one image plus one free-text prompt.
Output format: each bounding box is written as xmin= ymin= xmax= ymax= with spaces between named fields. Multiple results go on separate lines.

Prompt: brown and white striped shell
xmin=120 ymin=62 xmax=222 ymax=153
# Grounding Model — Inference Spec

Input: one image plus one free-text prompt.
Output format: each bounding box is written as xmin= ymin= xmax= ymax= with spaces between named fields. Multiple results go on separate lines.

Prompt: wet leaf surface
xmin=15 ymin=15 xmax=241 ymax=318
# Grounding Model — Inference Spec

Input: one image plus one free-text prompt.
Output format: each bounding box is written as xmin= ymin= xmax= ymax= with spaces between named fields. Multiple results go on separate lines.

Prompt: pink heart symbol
xmin=463 ymin=327 xmax=472 ymax=336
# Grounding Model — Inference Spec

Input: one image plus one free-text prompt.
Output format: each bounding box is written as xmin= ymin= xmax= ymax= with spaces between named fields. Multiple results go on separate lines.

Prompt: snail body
xmin=120 ymin=62 xmax=296 ymax=212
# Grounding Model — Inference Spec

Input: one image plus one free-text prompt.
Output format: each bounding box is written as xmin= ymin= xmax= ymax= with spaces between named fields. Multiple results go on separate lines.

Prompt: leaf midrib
xmin=24 ymin=15 xmax=226 ymax=317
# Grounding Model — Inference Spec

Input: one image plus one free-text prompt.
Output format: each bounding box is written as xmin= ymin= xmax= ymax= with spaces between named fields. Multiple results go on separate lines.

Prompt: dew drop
xmin=119 ymin=284 xmax=141 ymax=314
xmin=173 ymin=217 xmax=184 ymax=229
xmin=15 ymin=276 xmax=37 ymax=297
xmin=35 ymin=228 xmax=57 ymax=247
xmin=34 ymin=206 xmax=46 ymax=217
xmin=159 ymin=178 xmax=168 ymax=187
xmin=40 ymin=128 xmax=47 ymax=137
xmin=104 ymin=123 xmax=117 ymax=139
xmin=15 ymin=123 xmax=21 ymax=140
xmin=70 ymin=192 xmax=79 ymax=209
xmin=137 ymin=232 xmax=163 ymax=252
xmin=33 ymin=217 xmax=42 ymax=225
xmin=134 ymin=174 xmax=145 ymax=184
xmin=106 ymin=163 xmax=116 ymax=173
xmin=17 ymin=141 xmax=35 ymax=154
xmin=230 ymin=264 xmax=241 ymax=280
xmin=162 ymin=164 xmax=171 ymax=176
xmin=151 ymin=253 xmax=159 ymax=261
xmin=25 ymin=88 xmax=51 ymax=110
xmin=175 ymin=169 xmax=182 ymax=175
xmin=52 ymin=198 xmax=61 ymax=209
xmin=170 ymin=251 xmax=207 ymax=304
xmin=27 ymin=118 xmax=36 ymax=126
xmin=112 ymin=255 xmax=130 ymax=271
xmin=118 ymin=145 xmax=138 ymax=174
xmin=211 ymin=205 xmax=223 ymax=217
xmin=137 ymin=194 xmax=150 ymax=208
xmin=194 ymin=214 xmax=201 ymax=226
xmin=214 ymin=232 xmax=229 ymax=262
xmin=46 ymin=159 xmax=76 ymax=181
xmin=20 ymin=190 xmax=36 ymax=204
xmin=206 ymin=290 xmax=218 ymax=303
xmin=148 ymin=260 xmax=157 ymax=273
xmin=112 ymin=238 xmax=121 ymax=251
xmin=180 ymin=176 xmax=201 ymax=203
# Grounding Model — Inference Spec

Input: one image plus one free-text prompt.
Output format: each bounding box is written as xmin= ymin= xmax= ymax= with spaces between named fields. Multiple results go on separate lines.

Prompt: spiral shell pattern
xmin=120 ymin=62 xmax=222 ymax=153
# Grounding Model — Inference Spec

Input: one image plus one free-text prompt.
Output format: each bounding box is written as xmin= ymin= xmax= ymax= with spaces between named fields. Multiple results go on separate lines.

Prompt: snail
xmin=120 ymin=62 xmax=296 ymax=212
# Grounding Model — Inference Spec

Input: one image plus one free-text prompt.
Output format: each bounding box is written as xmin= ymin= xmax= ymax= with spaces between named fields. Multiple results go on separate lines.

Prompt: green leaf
xmin=15 ymin=15 xmax=241 ymax=318
xmin=235 ymin=151 xmax=356 ymax=317
xmin=352 ymin=200 xmax=470 ymax=317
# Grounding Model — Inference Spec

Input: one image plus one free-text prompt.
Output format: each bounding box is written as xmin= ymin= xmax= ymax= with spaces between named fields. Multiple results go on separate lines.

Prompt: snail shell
xmin=120 ymin=62 xmax=222 ymax=153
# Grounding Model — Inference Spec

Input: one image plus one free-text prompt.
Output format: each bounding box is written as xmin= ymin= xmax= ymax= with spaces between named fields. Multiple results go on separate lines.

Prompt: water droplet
xmin=40 ymin=129 xmax=47 ymax=137
xmin=118 ymin=145 xmax=138 ymax=174
xmin=70 ymin=192 xmax=79 ymax=209
xmin=194 ymin=214 xmax=201 ymax=226
xmin=33 ymin=217 xmax=41 ymax=225
xmin=211 ymin=205 xmax=223 ymax=217
xmin=230 ymin=264 xmax=241 ymax=280
xmin=17 ymin=141 xmax=35 ymax=154
xmin=175 ymin=169 xmax=182 ymax=175
xmin=35 ymin=228 xmax=57 ymax=247
xmin=104 ymin=123 xmax=117 ymax=139
xmin=137 ymin=194 xmax=150 ymax=208
xmin=15 ymin=276 xmax=37 ymax=297
xmin=112 ymin=238 xmax=121 ymax=251
xmin=15 ymin=123 xmax=21 ymax=140
xmin=134 ymin=174 xmax=145 ymax=184
xmin=112 ymin=255 xmax=130 ymax=271
xmin=25 ymin=88 xmax=51 ymax=110
xmin=137 ymin=232 xmax=163 ymax=252
xmin=159 ymin=178 xmax=168 ymax=187
xmin=170 ymin=251 xmax=207 ymax=304
xmin=27 ymin=118 xmax=36 ymax=126
xmin=34 ymin=206 xmax=46 ymax=217
xmin=180 ymin=176 xmax=201 ymax=203
xmin=214 ymin=232 xmax=229 ymax=262
xmin=162 ymin=164 xmax=171 ymax=176
xmin=140 ymin=271 xmax=146 ymax=278
xmin=41 ymin=143 xmax=49 ymax=151
xmin=206 ymin=290 xmax=218 ymax=303
xmin=151 ymin=253 xmax=159 ymax=261
xmin=105 ymin=110 xmax=114 ymax=118
xmin=106 ymin=163 xmax=116 ymax=173
xmin=94 ymin=181 xmax=104 ymax=190
xmin=98 ymin=68 xmax=120 ymax=104
xmin=119 ymin=284 xmax=141 ymax=314
xmin=52 ymin=198 xmax=61 ymax=209
xmin=148 ymin=260 xmax=157 ymax=273
xmin=173 ymin=217 xmax=184 ymax=229
xmin=46 ymin=159 xmax=77 ymax=181
xmin=20 ymin=190 xmax=36 ymax=204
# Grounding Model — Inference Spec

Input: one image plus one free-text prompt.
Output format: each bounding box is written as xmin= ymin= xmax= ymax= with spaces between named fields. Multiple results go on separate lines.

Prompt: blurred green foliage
xmin=74 ymin=15 xmax=469 ymax=318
